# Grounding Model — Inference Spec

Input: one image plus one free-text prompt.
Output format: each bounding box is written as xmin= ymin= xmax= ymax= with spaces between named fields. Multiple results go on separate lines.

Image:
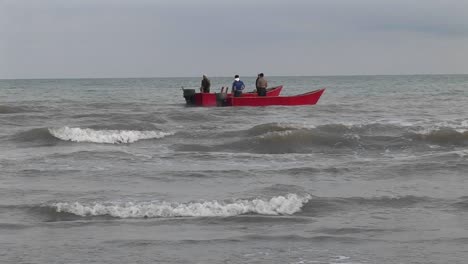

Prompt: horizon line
xmin=1 ymin=73 xmax=467 ymax=81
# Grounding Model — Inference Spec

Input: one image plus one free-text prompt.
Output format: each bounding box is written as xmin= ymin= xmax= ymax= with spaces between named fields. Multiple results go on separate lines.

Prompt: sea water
xmin=1 ymin=75 xmax=468 ymax=263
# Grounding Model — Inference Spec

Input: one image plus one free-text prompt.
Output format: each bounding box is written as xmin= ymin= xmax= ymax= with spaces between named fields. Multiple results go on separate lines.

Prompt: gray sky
xmin=1 ymin=0 xmax=468 ymax=78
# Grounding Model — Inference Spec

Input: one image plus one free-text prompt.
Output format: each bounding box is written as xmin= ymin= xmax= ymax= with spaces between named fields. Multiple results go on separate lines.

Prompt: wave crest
xmin=48 ymin=126 xmax=173 ymax=144
xmin=0 ymin=105 xmax=30 ymax=114
xmin=246 ymin=123 xmax=304 ymax=136
xmin=51 ymin=194 xmax=311 ymax=218
xmin=410 ymin=128 xmax=468 ymax=145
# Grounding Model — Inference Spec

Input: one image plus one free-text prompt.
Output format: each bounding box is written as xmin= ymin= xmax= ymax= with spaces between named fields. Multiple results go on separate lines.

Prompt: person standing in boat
xmin=200 ymin=74 xmax=211 ymax=93
xmin=256 ymin=73 xmax=268 ymax=96
xmin=255 ymin=73 xmax=260 ymax=91
xmin=231 ymin=75 xmax=245 ymax=97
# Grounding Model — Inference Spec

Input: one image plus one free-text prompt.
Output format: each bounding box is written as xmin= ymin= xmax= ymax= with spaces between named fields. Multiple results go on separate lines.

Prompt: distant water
xmin=1 ymin=75 xmax=468 ymax=264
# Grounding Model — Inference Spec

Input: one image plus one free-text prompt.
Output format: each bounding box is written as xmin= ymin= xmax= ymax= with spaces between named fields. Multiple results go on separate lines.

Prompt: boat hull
xmin=226 ymin=89 xmax=325 ymax=107
xmin=184 ymin=86 xmax=283 ymax=107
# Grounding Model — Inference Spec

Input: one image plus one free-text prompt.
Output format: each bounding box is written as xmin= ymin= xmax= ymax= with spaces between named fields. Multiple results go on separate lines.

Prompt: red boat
xmin=183 ymin=86 xmax=283 ymax=106
xmin=226 ymin=89 xmax=325 ymax=107
xmin=183 ymin=87 xmax=325 ymax=107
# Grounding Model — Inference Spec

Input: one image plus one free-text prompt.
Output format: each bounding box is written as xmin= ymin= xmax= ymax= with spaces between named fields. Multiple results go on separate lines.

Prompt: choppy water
xmin=1 ymin=75 xmax=468 ymax=264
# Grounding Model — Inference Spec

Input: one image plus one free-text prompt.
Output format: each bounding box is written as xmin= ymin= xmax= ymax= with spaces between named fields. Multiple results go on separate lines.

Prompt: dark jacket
xmin=256 ymin=77 xmax=267 ymax=89
xmin=232 ymin=80 xmax=245 ymax=91
xmin=201 ymin=77 xmax=211 ymax=93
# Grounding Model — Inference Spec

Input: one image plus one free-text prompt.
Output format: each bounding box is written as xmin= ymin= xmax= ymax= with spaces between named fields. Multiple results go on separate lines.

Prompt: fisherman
xmin=255 ymin=73 xmax=260 ymax=91
xmin=200 ymin=74 xmax=211 ymax=93
xmin=256 ymin=73 xmax=267 ymax=96
xmin=231 ymin=75 xmax=245 ymax=97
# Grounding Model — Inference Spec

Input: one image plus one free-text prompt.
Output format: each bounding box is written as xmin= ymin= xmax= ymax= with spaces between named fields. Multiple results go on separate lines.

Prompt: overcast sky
xmin=1 ymin=0 xmax=468 ymax=79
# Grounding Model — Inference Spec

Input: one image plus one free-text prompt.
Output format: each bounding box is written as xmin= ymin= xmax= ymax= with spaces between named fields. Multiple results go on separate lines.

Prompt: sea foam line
xmin=51 ymin=194 xmax=311 ymax=218
xmin=48 ymin=126 xmax=173 ymax=144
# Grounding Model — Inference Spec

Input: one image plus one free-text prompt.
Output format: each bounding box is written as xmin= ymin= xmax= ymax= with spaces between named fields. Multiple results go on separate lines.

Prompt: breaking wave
xmin=50 ymin=194 xmax=311 ymax=218
xmin=244 ymin=123 xmax=303 ymax=137
xmin=178 ymin=123 xmax=468 ymax=154
xmin=409 ymin=128 xmax=468 ymax=145
xmin=48 ymin=126 xmax=173 ymax=144
xmin=11 ymin=128 xmax=59 ymax=145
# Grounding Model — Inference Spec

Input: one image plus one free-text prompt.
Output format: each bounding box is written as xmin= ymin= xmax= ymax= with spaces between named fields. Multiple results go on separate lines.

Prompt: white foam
xmin=52 ymin=194 xmax=311 ymax=218
xmin=49 ymin=126 xmax=173 ymax=144
xmin=337 ymin=256 xmax=350 ymax=260
xmin=259 ymin=130 xmax=294 ymax=139
xmin=276 ymin=122 xmax=317 ymax=130
xmin=413 ymin=126 xmax=468 ymax=135
xmin=406 ymin=119 xmax=468 ymax=134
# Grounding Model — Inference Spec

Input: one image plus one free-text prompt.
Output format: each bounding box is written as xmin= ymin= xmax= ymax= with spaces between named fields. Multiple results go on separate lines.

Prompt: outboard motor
xmin=182 ymin=89 xmax=196 ymax=105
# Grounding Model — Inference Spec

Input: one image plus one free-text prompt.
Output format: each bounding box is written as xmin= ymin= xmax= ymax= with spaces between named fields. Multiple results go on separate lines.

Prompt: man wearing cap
xmin=231 ymin=75 xmax=245 ymax=97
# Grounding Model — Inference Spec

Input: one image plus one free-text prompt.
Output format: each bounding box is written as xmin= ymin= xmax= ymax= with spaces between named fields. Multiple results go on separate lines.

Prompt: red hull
xmin=188 ymin=88 xmax=325 ymax=107
xmin=185 ymin=86 xmax=283 ymax=107
xmin=226 ymin=89 xmax=325 ymax=107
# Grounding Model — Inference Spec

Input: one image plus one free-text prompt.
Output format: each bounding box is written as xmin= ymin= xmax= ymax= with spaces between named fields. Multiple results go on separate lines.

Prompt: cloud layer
xmin=1 ymin=0 xmax=468 ymax=78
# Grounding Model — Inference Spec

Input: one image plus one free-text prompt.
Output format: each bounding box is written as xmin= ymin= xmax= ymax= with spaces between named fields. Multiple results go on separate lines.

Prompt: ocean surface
xmin=1 ymin=75 xmax=468 ymax=264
